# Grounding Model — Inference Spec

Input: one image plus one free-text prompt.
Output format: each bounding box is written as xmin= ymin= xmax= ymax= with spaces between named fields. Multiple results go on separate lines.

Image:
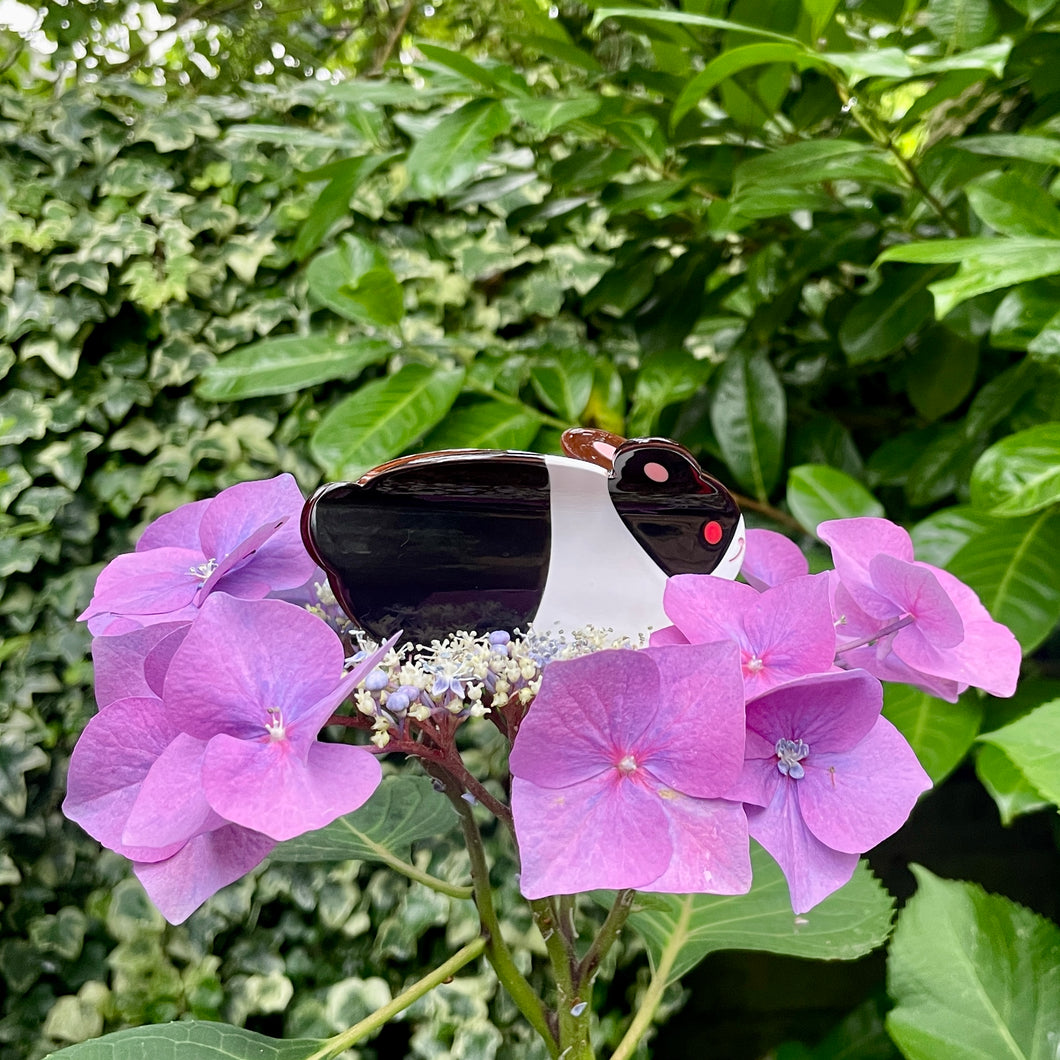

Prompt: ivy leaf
xmin=978 ymin=699 xmax=1060 ymax=809
xmin=887 ymin=867 xmax=1060 ymax=1060
xmin=623 ymin=845 xmax=894 ymax=985
xmin=787 ymin=464 xmax=884 ymax=532
xmin=42 ymin=1021 xmax=322 ymax=1059
xmin=969 ymin=424 xmax=1060 ymax=516
xmin=196 ymin=335 xmax=391 ymax=401
xmin=710 ymin=349 xmax=786 ymax=501
xmin=306 ymin=236 xmax=404 ymax=327
xmin=946 ymin=509 xmax=1060 ymax=653
xmin=883 ymin=685 xmax=983 ymax=784
xmin=309 ymin=363 xmax=465 ymax=479
xmin=406 ymin=100 xmax=512 ymax=198
xmin=272 ymin=775 xmax=459 ymax=864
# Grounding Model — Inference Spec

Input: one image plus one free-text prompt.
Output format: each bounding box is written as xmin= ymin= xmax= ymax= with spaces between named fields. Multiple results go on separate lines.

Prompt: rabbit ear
xmin=560 ymin=427 xmax=627 ymax=471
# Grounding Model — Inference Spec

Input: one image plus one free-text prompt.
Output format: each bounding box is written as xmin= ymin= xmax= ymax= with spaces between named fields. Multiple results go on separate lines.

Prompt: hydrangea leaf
xmin=882 ymin=684 xmax=983 ymax=784
xmin=271 ymin=775 xmax=459 ymax=864
xmin=970 ymin=423 xmax=1060 ymax=516
xmin=974 ymin=745 xmax=1052 ymax=826
xmin=41 ymin=1020 xmax=322 ymax=1059
xmin=886 ymin=866 xmax=1060 ymax=1060
xmin=620 ymin=843 xmax=894 ymax=985
xmin=978 ymin=698 xmax=1060 ymax=808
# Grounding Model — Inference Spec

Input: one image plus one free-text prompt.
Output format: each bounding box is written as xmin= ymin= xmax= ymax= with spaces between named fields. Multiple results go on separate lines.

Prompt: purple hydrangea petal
xmin=133 ymin=824 xmax=275 ymax=924
xmin=163 ymin=596 xmax=348 ymax=743
xmin=645 ymin=793 xmax=751 ymax=894
xmin=509 ymin=650 xmax=663 ymax=790
xmin=662 ymin=575 xmax=761 ymax=647
xmin=728 ymin=750 xmax=782 ymax=808
xmin=62 ymin=696 xmax=186 ymax=863
xmin=746 ymin=791 xmax=860 ymax=914
xmin=136 ymin=498 xmax=210 ymax=552
xmin=838 ymin=641 xmax=964 ymax=702
xmin=91 ymin=624 xmax=188 ymax=708
xmin=742 ymin=529 xmax=809 ymax=591
xmin=512 ymin=773 xmax=672 ymax=898
xmin=819 ymin=518 xmax=915 ymax=620
xmin=746 ymin=670 xmax=882 ymax=756
xmin=636 ymin=642 xmax=745 ymax=799
xmin=201 ymin=736 xmax=382 ymax=841
xmin=122 ymin=732 xmax=220 ymax=850
xmin=647 ymin=624 xmax=688 ymax=647
xmin=197 ymin=474 xmax=306 ymax=568
xmin=798 ymin=717 xmax=931 ymax=854
xmin=79 ymin=548 xmax=203 ymax=625
xmin=869 ymin=554 xmax=963 ymax=648
xmin=195 ymin=517 xmax=288 ymax=603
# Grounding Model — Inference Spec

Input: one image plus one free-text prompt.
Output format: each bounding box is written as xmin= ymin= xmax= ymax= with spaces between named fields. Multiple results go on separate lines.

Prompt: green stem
xmin=609 ymin=896 xmax=692 ymax=1060
xmin=530 ymin=897 xmax=579 ymax=1049
xmin=441 ymin=771 xmax=559 ymax=1057
xmin=577 ymin=889 xmax=635 ymax=993
xmin=363 ymin=845 xmax=474 ymax=900
xmin=303 ymin=936 xmax=487 ymax=1060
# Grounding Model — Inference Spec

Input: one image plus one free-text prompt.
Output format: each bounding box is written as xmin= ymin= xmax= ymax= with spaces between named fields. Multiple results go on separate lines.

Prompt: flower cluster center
xmin=188 ymin=557 xmax=218 ymax=582
xmin=775 ymin=737 xmax=809 ymax=779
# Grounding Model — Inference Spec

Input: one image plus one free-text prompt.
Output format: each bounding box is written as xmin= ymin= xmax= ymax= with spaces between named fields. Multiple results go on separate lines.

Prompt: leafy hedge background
xmin=2 ymin=0 xmax=1059 ymax=1057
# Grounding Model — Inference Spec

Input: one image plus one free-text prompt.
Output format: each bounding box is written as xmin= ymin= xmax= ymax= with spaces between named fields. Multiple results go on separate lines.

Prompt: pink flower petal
xmin=197 ymin=474 xmax=306 ymax=567
xmin=136 ymin=498 xmax=210 ymax=552
xmin=91 ymin=624 xmax=188 ymax=708
xmin=647 ymin=624 xmax=688 ymax=647
xmin=742 ymin=529 xmax=809 ymax=590
xmin=869 ymin=555 xmax=963 ymax=647
xmin=195 ymin=517 xmax=287 ymax=602
xmin=133 ymin=824 xmax=275 ymax=924
xmin=646 ymin=793 xmax=751 ymax=894
xmin=636 ymin=642 xmax=745 ymax=799
xmin=797 ymin=716 xmax=931 ymax=853
xmin=78 ymin=547 xmax=202 ymax=624
xmin=745 ymin=670 xmax=882 ymax=756
xmin=509 ymin=649 xmax=663 ymax=790
xmin=512 ymin=773 xmax=672 ymax=898
xmin=201 ymin=736 xmax=382 ymax=841
xmin=746 ymin=792 xmax=860 ymax=914
xmin=819 ymin=518 xmax=915 ymax=619
xmin=62 ymin=696 xmax=186 ymax=863
xmin=122 ymin=733 xmax=220 ymax=849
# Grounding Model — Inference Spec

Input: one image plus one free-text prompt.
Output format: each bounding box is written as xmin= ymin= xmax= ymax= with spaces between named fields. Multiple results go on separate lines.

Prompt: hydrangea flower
xmin=729 ymin=669 xmax=931 ymax=913
xmin=64 ymin=595 xmax=393 ymax=922
xmin=819 ymin=517 xmax=1021 ymax=700
xmin=79 ymin=474 xmax=316 ymax=635
xmin=509 ymin=643 xmax=751 ymax=898
xmin=741 ymin=528 xmax=809 ymax=591
xmin=650 ymin=573 xmax=836 ymax=693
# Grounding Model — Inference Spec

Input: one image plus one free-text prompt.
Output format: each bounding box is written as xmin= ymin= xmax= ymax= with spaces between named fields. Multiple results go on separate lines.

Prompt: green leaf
xmin=421 ymin=399 xmax=542 ymax=450
xmin=504 ymin=95 xmax=601 ymax=134
xmin=195 ymin=335 xmax=391 ymax=401
xmin=734 ymin=141 xmax=902 ymax=198
xmin=906 ymin=330 xmax=979 ymax=422
xmin=628 ymin=349 xmax=713 ymax=436
xmin=42 ymin=1020 xmax=322 ymax=1059
xmin=879 ymin=238 xmax=1060 ymax=317
xmin=959 ymin=134 xmax=1060 ymax=166
xmin=966 ymin=172 xmax=1060 ymax=239
xmin=926 ymin=0 xmax=1000 ymax=49
xmin=886 ymin=867 xmax=1060 ymax=1060
xmin=406 ymin=100 xmax=512 ymax=198
xmin=839 ymin=270 xmax=935 ymax=365
xmin=882 ymin=685 xmax=984 ymax=785
xmin=310 ymin=363 xmax=466 ymax=479
xmin=306 ymin=236 xmax=404 ymax=328
xmin=591 ymin=7 xmax=805 ymax=45
xmin=671 ymin=43 xmax=817 ymax=128
xmin=946 ymin=509 xmax=1060 ymax=653
xmin=910 ymin=505 xmax=1008 ymax=568
xmin=416 ymin=43 xmax=509 ymax=93
xmin=273 ymin=775 xmax=459 ymax=864
xmin=978 ymin=699 xmax=1060 ymax=809
xmin=787 ymin=464 xmax=884 ymax=531
xmin=529 ymin=352 xmax=594 ymax=421
xmin=970 ymin=424 xmax=1060 ymax=516
xmin=710 ymin=349 xmax=786 ymax=501
xmin=974 ymin=744 xmax=1053 ymax=826
xmin=625 ymin=845 xmax=894 ymax=986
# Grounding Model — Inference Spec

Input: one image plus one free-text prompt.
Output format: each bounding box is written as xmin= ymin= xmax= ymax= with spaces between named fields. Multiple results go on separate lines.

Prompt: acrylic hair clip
xmin=301 ymin=428 xmax=745 ymax=645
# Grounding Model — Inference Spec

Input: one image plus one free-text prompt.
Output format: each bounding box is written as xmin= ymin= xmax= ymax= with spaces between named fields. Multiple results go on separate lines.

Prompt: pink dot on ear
xmin=593 ymin=442 xmax=617 ymax=459
xmin=643 ymin=461 xmax=669 ymax=483
xmin=703 ymin=520 xmax=723 ymax=545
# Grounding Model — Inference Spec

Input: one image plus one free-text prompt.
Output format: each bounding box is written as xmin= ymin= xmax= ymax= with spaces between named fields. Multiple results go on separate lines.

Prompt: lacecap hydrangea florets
xmin=66 ymin=476 xmax=1020 ymax=921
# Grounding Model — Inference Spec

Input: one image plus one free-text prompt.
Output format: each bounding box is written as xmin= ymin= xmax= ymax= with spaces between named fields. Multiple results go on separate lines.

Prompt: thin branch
xmin=367 ymin=0 xmax=414 ymax=77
